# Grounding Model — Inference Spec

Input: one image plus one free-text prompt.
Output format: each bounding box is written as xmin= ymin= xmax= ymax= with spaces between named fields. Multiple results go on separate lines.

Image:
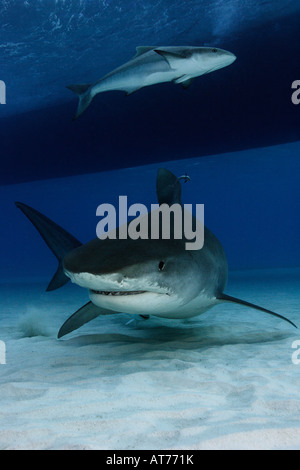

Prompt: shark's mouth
xmin=91 ymin=290 xmax=147 ymax=296
xmin=91 ymin=289 xmax=171 ymax=297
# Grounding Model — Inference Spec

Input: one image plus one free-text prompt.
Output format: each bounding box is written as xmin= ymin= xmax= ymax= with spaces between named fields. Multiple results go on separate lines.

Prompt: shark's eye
xmin=212 ymin=48 xmax=217 ymax=53
xmin=158 ymin=261 xmax=165 ymax=271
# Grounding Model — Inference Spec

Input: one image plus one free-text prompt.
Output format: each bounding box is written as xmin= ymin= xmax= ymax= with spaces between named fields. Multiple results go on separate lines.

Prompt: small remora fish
xmin=15 ymin=168 xmax=297 ymax=339
xmin=67 ymin=46 xmax=236 ymax=119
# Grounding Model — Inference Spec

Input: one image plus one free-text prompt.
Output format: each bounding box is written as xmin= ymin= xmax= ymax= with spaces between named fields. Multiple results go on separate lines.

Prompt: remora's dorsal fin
xmin=181 ymin=78 xmax=193 ymax=89
xmin=133 ymin=46 xmax=156 ymax=58
xmin=219 ymin=293 xmax=297 ymax=329
xmin=174 ymin=75 xmax=194 ymax=88
xmin=156 ymin=168 xmax=182 ymax=206
xmin=15 ymin=202 xmax=82 ymax=291
xmin=58 ymin=302 xmax=114 ymax=338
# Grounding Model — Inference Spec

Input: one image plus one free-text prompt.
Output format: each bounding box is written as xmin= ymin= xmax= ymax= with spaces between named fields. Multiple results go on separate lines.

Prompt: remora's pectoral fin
xmin=154 ymin=49 xmax=187 ymax=68
xmin=58 ymin=302 xmax=114 ymax=338
xmin=156 ymin=168 xmax=182 ymax=205
xmin=15 ymin=202 xmax=82 ymax=291
xmin=219 ymin=293 xmax=297 ymax=329
xmin=133 ymin=46 xmax=157 ymax=58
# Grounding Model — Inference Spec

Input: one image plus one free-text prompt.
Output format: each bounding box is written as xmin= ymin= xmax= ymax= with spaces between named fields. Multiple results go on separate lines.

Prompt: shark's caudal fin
xmin=15 ymin=202 xmax=82 ymax=291
xmin=66 ymin=84 xmax=93 ymax=120
xmin=219 ymin=293 xmax=297 ymax=329
xmin=58 ymin=301 xmax=113 ymax=338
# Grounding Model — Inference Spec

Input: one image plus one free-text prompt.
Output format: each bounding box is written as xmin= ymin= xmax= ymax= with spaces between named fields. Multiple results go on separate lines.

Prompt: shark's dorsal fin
xmin=133 ymin=46 xmax=156 ymax=58
xmin=156 ymin=168 xmax=182 ymax=206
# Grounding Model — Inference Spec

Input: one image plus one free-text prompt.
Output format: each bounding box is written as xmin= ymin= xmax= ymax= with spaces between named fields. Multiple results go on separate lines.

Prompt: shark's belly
xmin=150 ymin=295 xmax=219 ymax=319
xmin=89 ymin=289 xmax=219 ymax=320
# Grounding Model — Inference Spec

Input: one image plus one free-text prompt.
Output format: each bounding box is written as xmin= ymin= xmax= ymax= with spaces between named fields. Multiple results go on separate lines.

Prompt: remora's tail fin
xmin=219 ymin=293 xmax=297 ymax=329
xmin=15 ymin=202 xmax=82 ymax=291
xmin=66 ymin=84 xmax=93 ymax=120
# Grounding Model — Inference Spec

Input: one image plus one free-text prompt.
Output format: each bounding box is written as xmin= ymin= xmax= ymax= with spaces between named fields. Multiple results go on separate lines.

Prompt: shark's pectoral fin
xmin=219 ymin=293 xmax=297 ymax=329
xmin=58 ymin=302 xmax=115 ymax=338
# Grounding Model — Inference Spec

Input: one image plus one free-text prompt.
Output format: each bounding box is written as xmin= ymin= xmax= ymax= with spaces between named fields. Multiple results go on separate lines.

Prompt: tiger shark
xmin=15 ymin=169 xmax=296 ymax=338
xmin=67 ymin=46 xmax=236 ymax=119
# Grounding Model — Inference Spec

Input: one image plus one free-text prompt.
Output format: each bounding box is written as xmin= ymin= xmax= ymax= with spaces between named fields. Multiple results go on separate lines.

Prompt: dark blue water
xmin=1 ymin=3 xmax=300 ymax=451
xmin=0 ymin=0 xmax=300 ymax=281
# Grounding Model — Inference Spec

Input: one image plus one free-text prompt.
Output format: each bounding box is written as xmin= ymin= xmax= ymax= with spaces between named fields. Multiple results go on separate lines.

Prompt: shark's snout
xmin=64 ymin=269 xmax=125 ymax=291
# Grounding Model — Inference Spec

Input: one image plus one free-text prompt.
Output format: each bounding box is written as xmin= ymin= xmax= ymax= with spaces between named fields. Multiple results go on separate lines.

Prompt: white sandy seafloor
xmin=0 ymin=268 xmax=299 ymax=450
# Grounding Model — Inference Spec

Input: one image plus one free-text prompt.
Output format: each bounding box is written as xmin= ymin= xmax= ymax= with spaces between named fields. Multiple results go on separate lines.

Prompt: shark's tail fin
xmin=66 ymin=84 xmax=93 ymax=120
xmin=15 ymin=202 xmax=82 ymax=291
xmin=219 ymin=293 xmax=297 ymax=329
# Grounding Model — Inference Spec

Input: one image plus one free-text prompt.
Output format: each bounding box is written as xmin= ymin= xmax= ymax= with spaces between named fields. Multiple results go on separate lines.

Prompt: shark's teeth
xmin=91 ymin=290 xmax=146 ymax=296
